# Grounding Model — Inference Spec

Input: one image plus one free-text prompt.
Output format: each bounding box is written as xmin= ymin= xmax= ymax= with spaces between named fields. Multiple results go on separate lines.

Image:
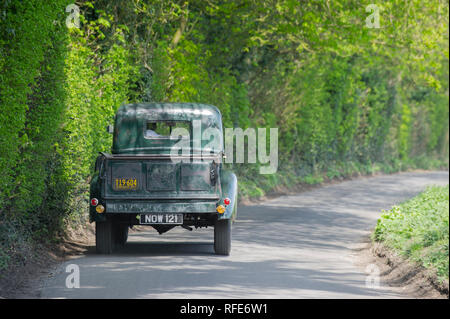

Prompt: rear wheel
xmin=96 ymin=219 xmax=114 ymax=254
xmin=114 ymin=224 xmax=129 ymax=247
xmin=214 ymin=219 xmax=232 ymax=255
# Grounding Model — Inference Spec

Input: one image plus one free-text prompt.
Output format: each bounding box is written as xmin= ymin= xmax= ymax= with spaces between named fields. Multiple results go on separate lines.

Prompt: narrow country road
xmin=38 ymin=171 xmax=448 ymax=299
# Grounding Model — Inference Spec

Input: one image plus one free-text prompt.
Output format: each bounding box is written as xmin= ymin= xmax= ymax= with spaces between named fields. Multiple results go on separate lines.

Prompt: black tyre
xmin=96 ymin=219 xmax=114 ymax=254
xmin=214 ymin=219 xmax=232 ymax=255
xmin=114 ymin=224 xmax=129 ymax=247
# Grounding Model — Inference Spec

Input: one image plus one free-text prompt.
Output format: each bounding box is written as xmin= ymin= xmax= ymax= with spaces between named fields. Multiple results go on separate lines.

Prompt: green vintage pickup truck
xmin=89 ymin=103 xmax=238 ymax=255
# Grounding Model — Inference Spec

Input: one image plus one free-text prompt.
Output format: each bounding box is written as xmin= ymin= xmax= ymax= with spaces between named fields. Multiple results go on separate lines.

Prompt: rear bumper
xmin=105 ymin=200 xmax=217 ymax=214
xmin=91 ymin=199 xmax=219 ymax=223
xmin=98 ymin=212 xmax=218 ymax=227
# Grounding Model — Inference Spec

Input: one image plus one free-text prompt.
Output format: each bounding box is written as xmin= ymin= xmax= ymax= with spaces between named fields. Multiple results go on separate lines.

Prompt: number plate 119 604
xmin=139 ymin=214 xmax=183 ymax=225
xmin=114 ymin=178 xmax=138 ymax=190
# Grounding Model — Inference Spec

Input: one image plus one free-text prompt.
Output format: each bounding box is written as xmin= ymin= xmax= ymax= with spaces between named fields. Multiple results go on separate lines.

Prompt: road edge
xmin=354 ymin=235 xmax=449 ymax=299
xmin=2 ymin=169 xmax=447 ymax=298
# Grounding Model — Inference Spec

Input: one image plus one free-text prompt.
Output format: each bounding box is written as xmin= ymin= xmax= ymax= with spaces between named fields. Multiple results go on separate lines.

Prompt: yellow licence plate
xmin=114 ymin=178 xmax=138 ymax=190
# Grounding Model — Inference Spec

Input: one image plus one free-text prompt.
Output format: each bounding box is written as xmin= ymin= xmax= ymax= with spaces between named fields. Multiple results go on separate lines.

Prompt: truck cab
xmin=90 ymin=103 xmax=238 ymax=255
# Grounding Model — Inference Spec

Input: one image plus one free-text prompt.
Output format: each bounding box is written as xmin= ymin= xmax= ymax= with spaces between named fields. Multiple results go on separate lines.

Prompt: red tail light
xmin=223 ymin=197 xmax=231 ymax=205
xmin=91 ymin=198 xmax=99 ymax=206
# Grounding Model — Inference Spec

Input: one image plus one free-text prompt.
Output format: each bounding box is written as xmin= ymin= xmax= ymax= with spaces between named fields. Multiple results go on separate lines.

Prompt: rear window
xmin=144 ymin=121 xmax=191 ymax=139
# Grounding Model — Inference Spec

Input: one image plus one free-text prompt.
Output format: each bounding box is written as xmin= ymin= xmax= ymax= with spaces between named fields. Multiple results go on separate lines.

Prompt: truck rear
xmin=90 ymin=103 xmax=237 ymax=255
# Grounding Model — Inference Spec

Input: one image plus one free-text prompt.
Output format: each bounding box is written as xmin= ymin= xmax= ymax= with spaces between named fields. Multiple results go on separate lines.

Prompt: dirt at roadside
xmin=0 ymin=223 xmax=95 ymax=298
xmin=354 ymin=236 xmax=449 ymax=299
xmin=0 ymin=223 xmax=150 ymax=298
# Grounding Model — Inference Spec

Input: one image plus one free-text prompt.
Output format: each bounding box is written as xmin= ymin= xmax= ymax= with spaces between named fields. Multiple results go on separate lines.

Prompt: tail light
xmin=216 ymin=205 xmax=226 ymax=214
xmin=96 ymin=205 xmax=105 ymax=213
xmin=223 ymin=197 xmax=231 ymax=205
xmin=91 ymin=198 xmax=98 ymax=206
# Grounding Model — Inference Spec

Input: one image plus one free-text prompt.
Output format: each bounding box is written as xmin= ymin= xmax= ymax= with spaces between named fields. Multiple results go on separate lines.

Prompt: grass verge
xmin=373 ymin=185 xmax=449 ymax=284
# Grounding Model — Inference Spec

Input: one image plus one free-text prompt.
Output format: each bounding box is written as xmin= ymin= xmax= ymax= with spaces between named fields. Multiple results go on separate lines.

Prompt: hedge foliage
xmin=0 ymin=1 xmax=449 ymax=270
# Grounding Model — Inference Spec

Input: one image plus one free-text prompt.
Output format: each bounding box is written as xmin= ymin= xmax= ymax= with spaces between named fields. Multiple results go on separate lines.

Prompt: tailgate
xmin=102 ymin=156 xmax=219 ymax=200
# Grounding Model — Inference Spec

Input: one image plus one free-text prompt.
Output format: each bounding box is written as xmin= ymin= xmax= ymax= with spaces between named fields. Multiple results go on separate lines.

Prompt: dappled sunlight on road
xmin=40 ymin=171 xmax=448 ymax=299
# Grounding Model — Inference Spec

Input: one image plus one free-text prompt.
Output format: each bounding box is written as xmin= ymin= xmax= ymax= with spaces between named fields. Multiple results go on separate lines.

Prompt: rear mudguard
xmin=218 ymin=169 xmax=238 ymax=221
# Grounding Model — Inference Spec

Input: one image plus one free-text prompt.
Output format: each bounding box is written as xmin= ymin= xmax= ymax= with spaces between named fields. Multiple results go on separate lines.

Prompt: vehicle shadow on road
xmin=84 ymin=230 xmax=217 ymax=257
xmin=114 ymin=242 xmax=215 ymax=256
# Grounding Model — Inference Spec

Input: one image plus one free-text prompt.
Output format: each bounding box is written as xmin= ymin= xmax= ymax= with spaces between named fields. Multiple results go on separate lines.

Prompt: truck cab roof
xmin=111 ymin=103 xmax=223 ymax=155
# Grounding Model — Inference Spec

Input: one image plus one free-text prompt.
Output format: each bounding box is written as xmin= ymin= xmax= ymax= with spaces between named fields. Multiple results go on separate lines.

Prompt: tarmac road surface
xmin=39 ymin=171 xmax=448 ymax=298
